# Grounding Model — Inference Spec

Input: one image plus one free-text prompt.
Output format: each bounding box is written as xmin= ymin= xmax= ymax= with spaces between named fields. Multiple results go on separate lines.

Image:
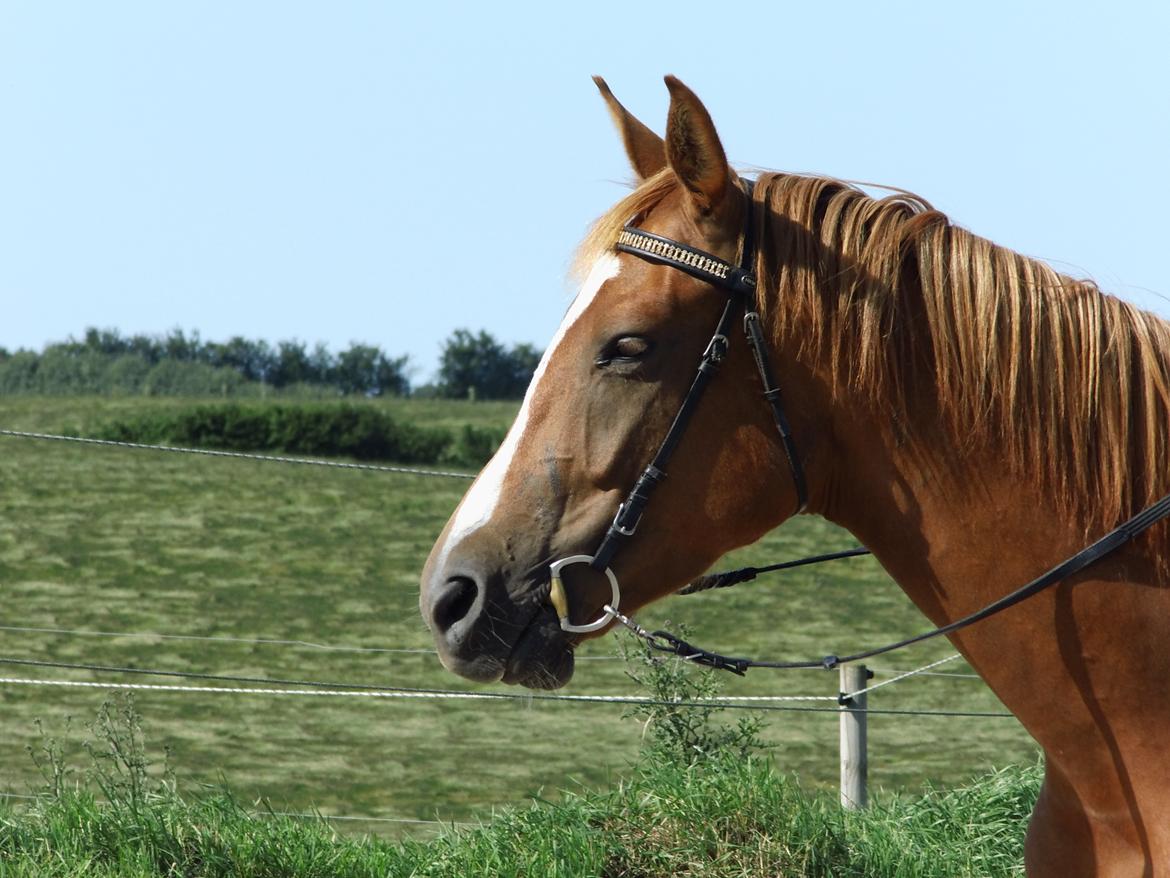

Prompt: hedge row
xmin=95 ymin=403 xmax=503 ymax=468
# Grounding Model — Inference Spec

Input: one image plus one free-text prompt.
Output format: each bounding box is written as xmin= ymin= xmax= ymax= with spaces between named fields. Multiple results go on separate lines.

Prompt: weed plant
xmin=618 ymin=627 xmax=766 ymax=765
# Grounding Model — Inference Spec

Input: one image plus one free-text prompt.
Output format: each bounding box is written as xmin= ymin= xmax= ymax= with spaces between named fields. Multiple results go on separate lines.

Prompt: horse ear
xmin=663 ymin=75 xmax=734 ymax=214
xmin=593 ymin=76 xmax=666 ymax=180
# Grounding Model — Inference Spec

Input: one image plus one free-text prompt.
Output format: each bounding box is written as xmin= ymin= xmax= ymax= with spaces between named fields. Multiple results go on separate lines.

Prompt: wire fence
xmin=0 ymin=426 xmax=1021 ymax=830
xmin=0 ymin=673 xmax=1012 ymax=718
xmin=0 ymin=429 xmax=476 ymax=480
xmin=0 ymin=650 xmax=1000 ymax=710
xmin=0 ymin=662 xmax=1011 ymax=717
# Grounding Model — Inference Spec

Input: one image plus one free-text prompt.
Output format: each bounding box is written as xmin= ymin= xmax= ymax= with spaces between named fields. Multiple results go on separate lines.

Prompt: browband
xmin=615 ymin=228 xmax=757 ymax=296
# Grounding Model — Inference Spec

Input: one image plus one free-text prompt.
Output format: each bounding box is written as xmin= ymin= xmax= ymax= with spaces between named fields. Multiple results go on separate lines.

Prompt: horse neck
xmin=799 ymin=357 xmax=1090 ymax=637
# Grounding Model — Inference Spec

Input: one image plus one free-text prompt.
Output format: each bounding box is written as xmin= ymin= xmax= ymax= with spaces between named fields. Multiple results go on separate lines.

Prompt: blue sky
xmin=2 ymin=2 xmax=1167 ymax=383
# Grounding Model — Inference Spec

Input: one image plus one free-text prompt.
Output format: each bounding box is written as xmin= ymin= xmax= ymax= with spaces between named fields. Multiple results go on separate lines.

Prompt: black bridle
xmin=547 ymin=177 xmax=1170 ymax=672
xmin=547 ymin=179 xmax=808 ymax=634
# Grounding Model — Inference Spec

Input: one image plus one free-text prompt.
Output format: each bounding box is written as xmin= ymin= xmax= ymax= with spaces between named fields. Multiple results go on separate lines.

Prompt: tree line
xmin=0 ymin=328 xmax=542 ymax=399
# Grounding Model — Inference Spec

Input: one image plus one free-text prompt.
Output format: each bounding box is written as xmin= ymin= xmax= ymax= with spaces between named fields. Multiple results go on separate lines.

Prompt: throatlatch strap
xmin=678 ymin=547 xmax=871 ymax=595
xmin=743 ymin=310 xmax=807 ymax=513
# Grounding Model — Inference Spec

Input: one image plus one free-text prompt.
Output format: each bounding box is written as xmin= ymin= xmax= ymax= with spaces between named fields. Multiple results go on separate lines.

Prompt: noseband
xmin=548 ymin=179 xmax=807 ymax=633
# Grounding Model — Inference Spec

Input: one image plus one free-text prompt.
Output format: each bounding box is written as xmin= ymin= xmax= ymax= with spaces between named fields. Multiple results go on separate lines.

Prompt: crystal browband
xmin=617 ymin=228 xmax=732 ymax=279
xmin=615 ymin=227 xmax=756 ymax=295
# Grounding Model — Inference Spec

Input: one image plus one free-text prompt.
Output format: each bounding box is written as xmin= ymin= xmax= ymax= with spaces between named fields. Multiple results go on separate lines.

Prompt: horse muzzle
xmin=421 ymin=558 xmax=577 ymax=689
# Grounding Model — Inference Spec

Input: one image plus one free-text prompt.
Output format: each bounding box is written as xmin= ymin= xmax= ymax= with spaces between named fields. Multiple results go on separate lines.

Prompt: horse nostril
xmin=431 ymin=576 xmax=479 ymax=634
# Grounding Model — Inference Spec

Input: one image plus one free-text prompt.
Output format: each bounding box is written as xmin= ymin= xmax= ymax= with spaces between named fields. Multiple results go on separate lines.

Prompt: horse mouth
xmin=501 ymin=605 xmax=576 ymax=690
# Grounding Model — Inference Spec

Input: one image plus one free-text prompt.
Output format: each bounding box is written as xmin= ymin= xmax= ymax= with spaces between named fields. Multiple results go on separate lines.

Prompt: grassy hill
xmin=0 ymin=396 xmax=1038 ymax=836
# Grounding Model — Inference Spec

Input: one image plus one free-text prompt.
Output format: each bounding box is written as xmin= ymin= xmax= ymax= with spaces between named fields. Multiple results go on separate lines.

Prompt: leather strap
xmin=615 ymin=228 xmax=756 ymax=296
xmin=590 ymin=179 xmax=785 ymax=574
xmin=650 ymin=491 xmax=1170 ymax=673
xmin=592 ymin=292 xmax=742 ymax=571
xmin=744 ymin=310 xmax=808 ymax=513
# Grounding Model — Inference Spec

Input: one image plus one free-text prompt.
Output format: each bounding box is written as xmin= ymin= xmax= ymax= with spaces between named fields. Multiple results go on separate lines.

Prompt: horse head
xmin=419 ymin=77 xmax=819 ymax=688
xmin=416 ymin=75 xmax=1170 ymax=877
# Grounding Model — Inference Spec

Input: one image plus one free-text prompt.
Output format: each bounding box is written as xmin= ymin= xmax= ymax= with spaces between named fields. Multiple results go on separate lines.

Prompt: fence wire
xmin=0 ymin=676 xmax=1014 ymax=718
xmin=0 ymin=648 xmax=980 ymax=704
xmin=0 ymin=429 xmax=476 ymax=479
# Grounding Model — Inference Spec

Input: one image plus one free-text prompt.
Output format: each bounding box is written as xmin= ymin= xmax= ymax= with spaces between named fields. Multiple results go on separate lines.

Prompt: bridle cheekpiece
xmin=547 ymin=178 xmax=808 ymax=634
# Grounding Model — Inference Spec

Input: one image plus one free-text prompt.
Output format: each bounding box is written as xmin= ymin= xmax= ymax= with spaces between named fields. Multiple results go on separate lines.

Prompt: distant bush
xmin=102 ymin=355 xmax=153 ymax=394
xmin=95 ymin=403 xmax=497 ymax=467
xmin=140 ymin=359 xmax=253 ymax=397
xmin=441 ymin=423 xmax=506 ymax=466
xmin=0 ymin=350 xmax=40 ymax=393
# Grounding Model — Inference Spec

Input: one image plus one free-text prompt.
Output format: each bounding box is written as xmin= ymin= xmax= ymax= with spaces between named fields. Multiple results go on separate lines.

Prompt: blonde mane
xmin=574 ymin=169 xmax=678 ymax=281
xmin=581 ymin=170 xmax=1170 ymax=530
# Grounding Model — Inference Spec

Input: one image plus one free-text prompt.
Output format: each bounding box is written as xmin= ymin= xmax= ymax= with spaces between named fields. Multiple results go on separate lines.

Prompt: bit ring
xmin=548 ymin=555 xmax=620 ymax=634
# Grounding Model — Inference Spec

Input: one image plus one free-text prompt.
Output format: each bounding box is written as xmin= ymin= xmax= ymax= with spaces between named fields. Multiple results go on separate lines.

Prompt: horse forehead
xmin=561 ymin=253 xmax=669 ymax=335
xmin=564 ymin=253 xmax=622 ymax=330
xmin=435 ymin=253 xmax=622 ymax=557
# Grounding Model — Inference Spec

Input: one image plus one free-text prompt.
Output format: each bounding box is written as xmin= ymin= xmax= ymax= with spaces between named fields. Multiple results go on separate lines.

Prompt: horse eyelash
xmin=601 ymin=336 xmax=653 ymax=363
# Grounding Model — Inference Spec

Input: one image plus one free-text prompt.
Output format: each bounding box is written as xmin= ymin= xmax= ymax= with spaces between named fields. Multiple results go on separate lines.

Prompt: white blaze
xmin=438 ymin=254 xmax=621 ymax=562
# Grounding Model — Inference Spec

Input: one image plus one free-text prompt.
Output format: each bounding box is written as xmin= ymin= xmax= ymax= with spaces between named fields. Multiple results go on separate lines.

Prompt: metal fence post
xmin=839 ymin=664 xmax=869 ymax=809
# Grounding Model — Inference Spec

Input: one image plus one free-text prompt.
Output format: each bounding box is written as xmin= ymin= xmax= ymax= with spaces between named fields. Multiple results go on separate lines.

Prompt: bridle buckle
xmin=611 ymin=501 xmax=639 ymax=537
xmin=703 ymin=333 xmax=730 ymax=365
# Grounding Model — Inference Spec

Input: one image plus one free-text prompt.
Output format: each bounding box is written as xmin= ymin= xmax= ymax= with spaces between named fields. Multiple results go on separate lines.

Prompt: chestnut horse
xmin=420 ymin=77 xmax=1170 ymax=875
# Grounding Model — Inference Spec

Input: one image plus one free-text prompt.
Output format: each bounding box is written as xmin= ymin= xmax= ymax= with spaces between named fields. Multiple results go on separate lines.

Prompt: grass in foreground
xmin=0 ymin=753 xmax=1039 ymax=878
xmin=0 ymin=660 xmax=1037 ymax=877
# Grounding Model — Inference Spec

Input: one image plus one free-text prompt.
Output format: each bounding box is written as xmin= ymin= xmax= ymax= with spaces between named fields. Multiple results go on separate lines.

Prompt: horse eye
xmin=596 ymin=335 xmax=653 ymax=369
xmin=611 ymin=336 xmax=651 ymax=359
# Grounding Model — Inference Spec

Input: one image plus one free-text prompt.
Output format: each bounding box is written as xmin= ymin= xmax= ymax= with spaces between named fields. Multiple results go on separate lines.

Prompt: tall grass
xmin=0 ymin=759 xmax=1040 ymax=877
xmin=0 ymin=689 xmax=1038 ymax=877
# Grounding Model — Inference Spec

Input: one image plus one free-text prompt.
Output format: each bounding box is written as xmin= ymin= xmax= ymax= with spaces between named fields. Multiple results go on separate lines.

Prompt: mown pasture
xmin=0 ymin=396 xmax=1038 ymax=835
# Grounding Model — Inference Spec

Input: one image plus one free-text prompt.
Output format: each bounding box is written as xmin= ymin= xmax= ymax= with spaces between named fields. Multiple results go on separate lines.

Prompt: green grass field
xmin=0 ymin=750 xmax=1040 ymax=877
xmin=0 ymin=396 xmax=1038 ymax=837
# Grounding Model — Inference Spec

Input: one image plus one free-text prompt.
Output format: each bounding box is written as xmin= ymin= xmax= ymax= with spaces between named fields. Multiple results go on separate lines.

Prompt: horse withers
xmin=420 ymin=76 xmax=1170 ymax=875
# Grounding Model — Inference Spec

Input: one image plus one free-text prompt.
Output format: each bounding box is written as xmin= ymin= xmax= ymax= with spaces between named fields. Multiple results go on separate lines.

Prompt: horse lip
xmin=501 ymin=603 xmax=575 ymax=688
xmin=435 ymin=650 xmax=506 ymax=684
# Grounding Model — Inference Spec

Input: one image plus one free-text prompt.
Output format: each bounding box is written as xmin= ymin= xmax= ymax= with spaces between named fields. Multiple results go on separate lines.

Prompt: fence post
xmin=839 ymin=664 xmax=869 ymax=809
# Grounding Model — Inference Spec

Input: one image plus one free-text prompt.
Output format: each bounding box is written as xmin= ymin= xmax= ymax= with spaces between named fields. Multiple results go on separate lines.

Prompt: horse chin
xmin=501 ymin=612 xmax=576 ymax=690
